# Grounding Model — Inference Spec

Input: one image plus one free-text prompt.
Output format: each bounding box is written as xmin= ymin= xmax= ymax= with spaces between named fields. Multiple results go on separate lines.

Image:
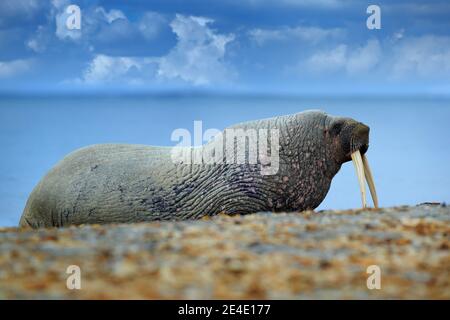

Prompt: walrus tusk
xmin=362 ymin=154 xmax=378 ymax=208
xmin=351 ymin=150 xmax=367 ymax=208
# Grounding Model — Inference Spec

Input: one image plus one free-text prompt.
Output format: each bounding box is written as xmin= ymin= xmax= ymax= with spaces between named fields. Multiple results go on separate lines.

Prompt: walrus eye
xmin=329 ymin=122 xmax=343 ymax=136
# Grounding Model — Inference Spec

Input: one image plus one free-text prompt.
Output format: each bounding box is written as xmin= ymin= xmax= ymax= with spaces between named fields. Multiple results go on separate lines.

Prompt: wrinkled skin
xmin=19 ymin=110 xmax=370 ymax=228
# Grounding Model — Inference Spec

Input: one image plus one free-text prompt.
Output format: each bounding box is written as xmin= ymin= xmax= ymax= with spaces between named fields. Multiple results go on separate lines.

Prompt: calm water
xmin=0 ymin=94 xmax=449 ymax=226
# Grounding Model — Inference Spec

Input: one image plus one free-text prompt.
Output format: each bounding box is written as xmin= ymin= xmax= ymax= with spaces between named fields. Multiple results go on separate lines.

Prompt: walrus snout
xmin=351 ymin=123 xmax=370 ymax=155
xmin=329 ymin=120 xmax=369 ymax=159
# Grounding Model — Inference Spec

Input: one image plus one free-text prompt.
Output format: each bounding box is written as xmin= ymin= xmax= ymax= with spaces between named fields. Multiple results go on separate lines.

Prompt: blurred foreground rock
xmin=0 ymin=205 xmax=449 ymax=299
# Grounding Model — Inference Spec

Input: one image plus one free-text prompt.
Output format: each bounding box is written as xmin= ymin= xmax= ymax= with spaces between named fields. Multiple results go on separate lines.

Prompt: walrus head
xmin=326 ymin=116 xmax=378 ymax=208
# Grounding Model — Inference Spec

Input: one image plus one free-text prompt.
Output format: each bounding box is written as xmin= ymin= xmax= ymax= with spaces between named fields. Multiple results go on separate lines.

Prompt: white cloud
xmin=95 ymin=7 xmax=126 ymax=24
xmin=305 ymin=39 xmax=381 ymax=75
xmin=305 ymin=44 xmax=347 ymax=73
xmin=79 ymin=54 xmax=157 ymax=84
xmin=346 ymin=39 xmax=381 ymax=74
xmin=75 ymin=14 xmax=235 ymax=86
xmin=50 ymin=3 xmax=168 ymax=55
xmin=0 ymin=59 xmax=33 ymax=78
xmin=392 ymin=29 xmax=405 ymax=41
xmin=138 ymin=12 xmax=167 ymax=40
xmin=389 ymin=35 xmax=450 ymax=79
xmin=249 ymin=26 xmax=344 ymax=45
xmin=157 ymin=14 xmax=235 ymax=85
xmin=26 ymin=25 xmax=49 ymax=53
xmin=53 ymin=2 xmax=129 ymax=42
xmin=302 ymin=35 xmax=450 ymax=80
xmin=92 ymin=10 xmax=167 ymax=46
xmin=26 ymin=38 xmax=42 ymax=52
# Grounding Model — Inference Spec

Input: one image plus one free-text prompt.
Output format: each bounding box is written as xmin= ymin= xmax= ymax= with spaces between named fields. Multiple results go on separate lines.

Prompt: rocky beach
xmin=0 ymin=205 xmax=449 ymax=299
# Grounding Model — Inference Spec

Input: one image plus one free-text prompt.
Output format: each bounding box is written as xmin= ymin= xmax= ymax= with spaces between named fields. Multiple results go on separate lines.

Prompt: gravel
xmin=0 ymin=205 xmax=449 ymax=299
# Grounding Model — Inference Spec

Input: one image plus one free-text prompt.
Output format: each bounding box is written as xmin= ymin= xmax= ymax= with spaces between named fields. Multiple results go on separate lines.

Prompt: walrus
xmin=19 ymin=110 xmax=378 ymax=228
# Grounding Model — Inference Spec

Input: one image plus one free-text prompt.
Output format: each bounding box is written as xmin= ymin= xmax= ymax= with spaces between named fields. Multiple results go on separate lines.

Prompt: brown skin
xmin=19 ymin=110 xmax=370 ymax=228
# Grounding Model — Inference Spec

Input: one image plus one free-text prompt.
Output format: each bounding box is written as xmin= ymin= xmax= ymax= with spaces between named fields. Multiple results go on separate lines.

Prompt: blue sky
xmin=1 ymin=0 xmax=450 ymax=94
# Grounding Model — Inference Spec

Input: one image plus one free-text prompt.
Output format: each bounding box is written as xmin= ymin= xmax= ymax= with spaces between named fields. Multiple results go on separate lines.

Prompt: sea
xmin=0 ymin=93 xmax=449 ymax=226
